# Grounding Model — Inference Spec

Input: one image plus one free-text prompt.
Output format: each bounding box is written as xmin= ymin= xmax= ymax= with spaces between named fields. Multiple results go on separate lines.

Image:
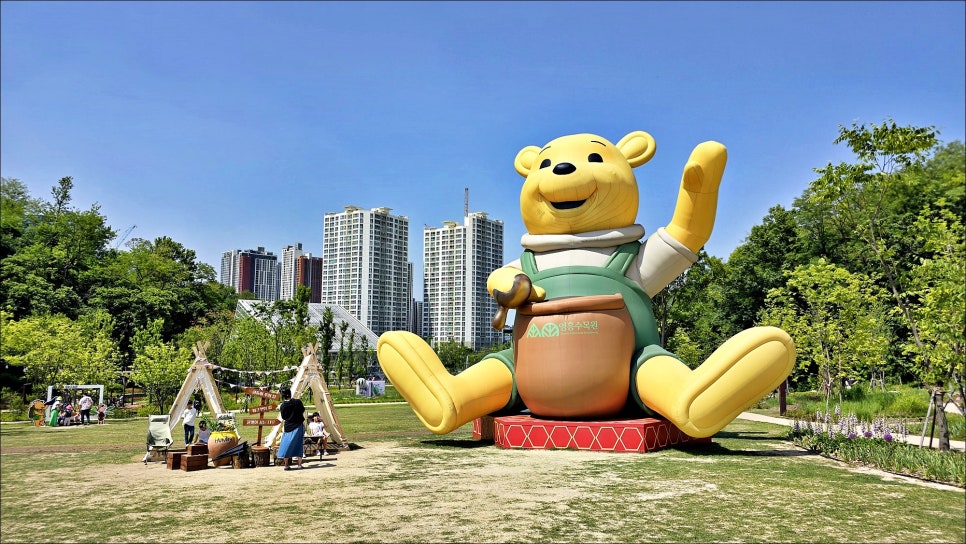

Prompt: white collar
xmin=520 ymin=225 xmax=645 ymax=252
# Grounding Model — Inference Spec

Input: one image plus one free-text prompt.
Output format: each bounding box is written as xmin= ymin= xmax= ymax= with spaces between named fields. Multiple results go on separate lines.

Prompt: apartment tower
xmin=279 ymin=243 xmax=304 ymax=300
xmin=220 ymin=247 xmax=279 ymax=301
xmin=296 ymin=253 xmax=324 ymax=303
xmin=322 ymin=206 xmax=410 ymax=336
xmin=423 ymin=211 xmax=504 ymax=349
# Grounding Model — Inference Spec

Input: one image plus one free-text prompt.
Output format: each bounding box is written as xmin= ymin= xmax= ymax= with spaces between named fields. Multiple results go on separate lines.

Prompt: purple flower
xmin=864 ymin=430 xmax=873 ymax=438
xmin=847 ymin=431 xmax=857 ymax=440
xmin=883 ymin=431 xmax=893 ymax=442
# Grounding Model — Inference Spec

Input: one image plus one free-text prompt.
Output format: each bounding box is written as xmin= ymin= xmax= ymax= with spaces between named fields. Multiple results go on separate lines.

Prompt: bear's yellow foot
xmin=635 ymin=326 xmax=795 ymax=438
xmin=377 ymin=331 xmax=512 ymax=434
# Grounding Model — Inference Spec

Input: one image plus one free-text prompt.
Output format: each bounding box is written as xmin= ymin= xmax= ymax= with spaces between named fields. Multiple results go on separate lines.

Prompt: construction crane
xmin=114 ymin=224 xmax=136 ymax=249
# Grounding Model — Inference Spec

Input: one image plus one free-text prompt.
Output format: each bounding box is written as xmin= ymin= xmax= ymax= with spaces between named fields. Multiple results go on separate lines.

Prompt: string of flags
xmin=211 ymin=376 xmax=295 ymax=390
xmin=204 ymin=362 xmax=300 ymax=375
xmin=205 ymin=362 xmax=299 ymax=391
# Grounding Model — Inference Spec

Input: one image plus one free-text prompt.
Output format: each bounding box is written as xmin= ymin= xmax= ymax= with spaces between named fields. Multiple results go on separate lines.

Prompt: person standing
xmin=96 ymin=403 xmax=107 ymax=424
xmin=78 ymin=392 xmax=94 ymax=425
xmin=47 ymin=397 xmax=63 ymax=427
xmin=181 ymin=402 xmax=198 ymax=445
xmin=276 ymin=388 xmax=305 ymax=470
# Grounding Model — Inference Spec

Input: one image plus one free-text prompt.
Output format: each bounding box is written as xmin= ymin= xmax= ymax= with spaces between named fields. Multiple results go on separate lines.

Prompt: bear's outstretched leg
xmin=377 ymin=331 xmax=513 ymax=434
xmin=634 ymin=326 xmax=795 ymax=438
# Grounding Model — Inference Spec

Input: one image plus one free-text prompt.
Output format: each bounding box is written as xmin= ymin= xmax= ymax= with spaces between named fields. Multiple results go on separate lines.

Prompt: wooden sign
xmin=243 ymin=387 xmax=281 ymax=400
xmin=248 ymin=404 xmax=277 ymax=414
xmin=242 ymin=418 xmax=279 ymax=427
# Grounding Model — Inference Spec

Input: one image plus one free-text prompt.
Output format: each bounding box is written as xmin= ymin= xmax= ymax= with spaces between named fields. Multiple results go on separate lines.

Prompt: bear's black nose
xmin=552 ymin=162 xmax=576 ymax=175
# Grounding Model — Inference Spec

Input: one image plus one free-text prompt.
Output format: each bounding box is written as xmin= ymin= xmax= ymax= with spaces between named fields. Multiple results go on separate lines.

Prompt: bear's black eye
xmin=588 ymin=153 xmax=603 ymax=163
xmin=539 ymin=159 xmax=551 ymax=169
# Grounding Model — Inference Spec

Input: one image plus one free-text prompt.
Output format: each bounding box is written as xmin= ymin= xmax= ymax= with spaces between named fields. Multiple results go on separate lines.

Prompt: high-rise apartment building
xmin=296 ymin=253 xmax=324 ymax=303
xmin=220 ymin=249 xmax=240 ymax=293
xmin=220 ymin=247 xmax=279 ymax=301
xmin=423 ymin=211 xmax=504 ymax=349
xmin=279 ymin=243 xmax=304 ymax=300
xmin=322 ymin=206 xmax=410 ymax=336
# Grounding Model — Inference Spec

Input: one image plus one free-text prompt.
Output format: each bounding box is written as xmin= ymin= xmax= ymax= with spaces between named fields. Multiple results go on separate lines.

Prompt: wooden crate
xmin=166 ymin=451 xmax=186 ymax=470
xmin=187 ymin=443 xmax=208 ymax=456
xmin=180 ymin=454 xmax=209 ymax=472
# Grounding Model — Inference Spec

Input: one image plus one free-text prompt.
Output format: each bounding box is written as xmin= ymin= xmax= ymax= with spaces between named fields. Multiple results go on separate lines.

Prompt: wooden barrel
xmin=251 ymin=446 xmax=270 ymax=467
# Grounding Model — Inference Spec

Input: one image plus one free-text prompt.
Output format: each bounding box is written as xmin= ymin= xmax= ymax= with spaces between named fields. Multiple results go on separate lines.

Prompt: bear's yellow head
xmin=514 ymin=131 xmax=656 ymax=235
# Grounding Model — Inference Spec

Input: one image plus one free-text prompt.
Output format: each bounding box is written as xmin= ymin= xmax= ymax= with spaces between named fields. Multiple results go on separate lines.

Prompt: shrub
xmin=888 ymin=392 xmax=930 ymax=417
xmin=107 ymin=407 xmax=137 ymax=419
xmin=0 ymin=388 xmax=26 ymax=421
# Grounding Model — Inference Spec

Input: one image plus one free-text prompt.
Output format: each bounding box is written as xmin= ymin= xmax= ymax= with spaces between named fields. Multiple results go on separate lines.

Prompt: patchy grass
xmin=2 ymin=406 xmax=964 ymax=543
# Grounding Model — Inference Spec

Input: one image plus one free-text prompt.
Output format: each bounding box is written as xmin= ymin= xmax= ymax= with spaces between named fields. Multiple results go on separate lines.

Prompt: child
xmin=97 ymin=403 xmax=107 ymax=424
xmin=59 ymin=403 xmax=74 ymax=427
xmin=308 ymin=412 xmax=330 ymax=458
xmin=196 ymin=420 xmax=211 ymax=444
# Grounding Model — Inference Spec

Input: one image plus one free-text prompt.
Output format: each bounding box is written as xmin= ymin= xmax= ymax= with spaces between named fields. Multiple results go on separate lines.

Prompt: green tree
xmin=355 ymin=336 xmax=373 ymax=379
xmin=339 ymin=329 xmax=357 ymax=386
xmin=89 ymin=236 xmax=236 ymax=367
xmin=1 ymin=310 xmax=121 ymax=395
xmin=317 ymin=307 xmax=336 ymax=383
xmin=0 ymin=177 xmax=41 ymax=260
xmin=657 ymin=251 xmax=733 ymax=367
xmin=0 ymin=177 xmax=115 ymax=319
xmin=335 ymin=321 xmax=350 ymax=386
xmin=719 ymin=205 xmax=806 ymax=333
xmin=241 ymin=292 xmax=317 ymax=374
xmin=220 ymin=316 xmax=274 ymax=375
xmin=908 ymin=208 xmax=966 ymax=429
xmin=804 ymin=120 xmax=961 ymax=448
xmin=434 ymin=339 xmax=471 ymax=373
xmin=759 ymin=260 xmax=891 ymax=408
xmin=130 ymin=319 xmax=190 ymax=412
xmin=176 ymin=309 xmax=236 ymax=365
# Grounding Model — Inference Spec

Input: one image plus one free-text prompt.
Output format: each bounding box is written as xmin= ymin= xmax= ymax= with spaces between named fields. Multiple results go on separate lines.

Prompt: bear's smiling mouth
xmin=550 ymin=200 xmax=586 ymax=210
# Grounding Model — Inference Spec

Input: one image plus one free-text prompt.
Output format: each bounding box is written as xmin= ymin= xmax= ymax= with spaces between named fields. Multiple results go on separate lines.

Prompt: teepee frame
xmin=166 ymin=341 xmax=228 ymax=431
xmin=263 ymin=342 xmax=348 ymax=449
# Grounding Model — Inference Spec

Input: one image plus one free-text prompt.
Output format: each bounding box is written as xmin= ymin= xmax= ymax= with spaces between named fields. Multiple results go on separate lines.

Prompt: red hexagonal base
xmin=474 ymin=415 xmax=710 ymax=453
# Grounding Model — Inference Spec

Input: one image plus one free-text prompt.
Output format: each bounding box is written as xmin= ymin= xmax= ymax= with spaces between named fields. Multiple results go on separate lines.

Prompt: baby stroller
xmin=142 ymin=415 xmax=173 ymax=464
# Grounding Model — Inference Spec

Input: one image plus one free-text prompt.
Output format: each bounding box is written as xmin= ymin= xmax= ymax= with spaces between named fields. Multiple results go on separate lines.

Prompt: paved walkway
xmin=737 ymin=412 xmax=966 ymax=452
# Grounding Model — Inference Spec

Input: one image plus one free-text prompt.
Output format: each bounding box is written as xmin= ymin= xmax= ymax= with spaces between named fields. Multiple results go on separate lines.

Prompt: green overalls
xmin=486 ymin=241 xmax=680 ymax=416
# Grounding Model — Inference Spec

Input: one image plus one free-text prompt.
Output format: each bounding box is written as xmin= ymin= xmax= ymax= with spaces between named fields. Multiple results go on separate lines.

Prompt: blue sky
xmin=3 ymin=1 xmax=964 ymax=299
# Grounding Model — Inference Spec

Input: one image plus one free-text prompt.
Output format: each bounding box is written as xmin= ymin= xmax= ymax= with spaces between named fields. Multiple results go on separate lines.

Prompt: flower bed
xmin=789 ymin=408 xmax=965 ymax=487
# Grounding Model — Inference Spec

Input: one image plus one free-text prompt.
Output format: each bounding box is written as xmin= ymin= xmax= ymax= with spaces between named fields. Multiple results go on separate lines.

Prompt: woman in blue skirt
xmin=276 ymin=388 xmax=306 ymax=470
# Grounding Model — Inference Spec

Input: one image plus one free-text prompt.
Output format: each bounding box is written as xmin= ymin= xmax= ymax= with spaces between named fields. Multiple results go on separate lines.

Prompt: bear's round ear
xmin=617 ymin=131 xmax=657 ymax=167
xmin=514 ymin=146 xmax=541 ymax=177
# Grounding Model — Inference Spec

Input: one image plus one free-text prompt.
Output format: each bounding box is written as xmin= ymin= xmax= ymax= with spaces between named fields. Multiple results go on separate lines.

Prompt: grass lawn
xmin=1 ymin=404 xmax=964 ymax=543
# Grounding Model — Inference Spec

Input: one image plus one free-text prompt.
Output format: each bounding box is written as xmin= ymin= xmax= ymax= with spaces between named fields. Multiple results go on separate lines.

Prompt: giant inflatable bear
xmin=378 ymin=131 xmax=795 ymax=438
